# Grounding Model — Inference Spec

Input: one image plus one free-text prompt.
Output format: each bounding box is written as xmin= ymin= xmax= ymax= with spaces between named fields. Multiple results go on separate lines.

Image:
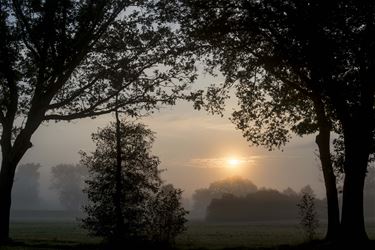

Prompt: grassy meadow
xmin=1 ymin=219 xmax=374 ymax=249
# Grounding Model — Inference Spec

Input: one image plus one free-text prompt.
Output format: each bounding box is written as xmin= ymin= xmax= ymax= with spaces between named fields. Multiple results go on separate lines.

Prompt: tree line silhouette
xmin=191 ymin=176 xmax=375 ymax=222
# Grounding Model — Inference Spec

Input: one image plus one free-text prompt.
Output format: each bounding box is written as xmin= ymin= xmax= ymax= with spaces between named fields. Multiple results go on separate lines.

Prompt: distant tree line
xmin=50 ymin=164 xmax=87 ymax=211
xmin=191 ymin=176 xmax=257 ymax=218
xmin=206 ymin=185 xmax=325 ymax=222
xmin=190 ymin=176 xmax=375 ymax=222
xmin=11 ymin=163 xmax=42 ymax=210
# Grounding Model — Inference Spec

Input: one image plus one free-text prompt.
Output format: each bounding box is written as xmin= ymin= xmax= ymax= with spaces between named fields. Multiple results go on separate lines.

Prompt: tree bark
xmin=315 ymin=129 xmax=340 ymax=241
xmin=341 ymin=169 xmax=367 ymax=242
xmin=0 ymin=113 xmax=40 ymax=244
xmin=0 ymin=158 xmax=17 ymax=244
xmin=313 ymin=99 xmax=340 ymax=240
xmin=341 ymin=127 xmax=370 ymax=242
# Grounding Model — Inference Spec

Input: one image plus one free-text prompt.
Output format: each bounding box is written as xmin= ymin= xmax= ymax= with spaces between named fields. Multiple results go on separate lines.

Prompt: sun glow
xmin=227 ymin=158 xmax=240 ymax=168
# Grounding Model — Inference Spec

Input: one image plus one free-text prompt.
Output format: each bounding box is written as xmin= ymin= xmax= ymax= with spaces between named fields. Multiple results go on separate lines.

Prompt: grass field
xmin=2 ymin=220 xmax=375 ymax=249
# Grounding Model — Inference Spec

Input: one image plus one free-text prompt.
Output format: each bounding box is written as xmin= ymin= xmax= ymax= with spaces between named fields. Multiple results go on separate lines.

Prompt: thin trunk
xmin=114 ymin=104 xmax=124 ymax=238
xmin=315 ymin=128 xmax=340 ymax=241
xmin=0 ymin=158 xmax=17 ymax=244
xmin=313 ymin=99 xmax=340 ymax=240
xmin=341 ymin=128 xmax=370 ymax=242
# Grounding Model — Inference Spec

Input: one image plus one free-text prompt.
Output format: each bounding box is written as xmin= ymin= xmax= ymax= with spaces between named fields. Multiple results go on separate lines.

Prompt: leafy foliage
xmin=0 ymin=0 xmax=195 ymax=126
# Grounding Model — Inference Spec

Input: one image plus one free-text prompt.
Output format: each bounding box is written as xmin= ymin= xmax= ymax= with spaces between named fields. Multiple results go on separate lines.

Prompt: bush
xmin=297 ymin=186 xmax=319 ymax=241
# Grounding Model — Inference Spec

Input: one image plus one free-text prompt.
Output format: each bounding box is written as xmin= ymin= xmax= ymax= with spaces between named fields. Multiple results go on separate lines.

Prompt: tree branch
xmin=43 ymin=97 xmax=169 ymax=121
xmin=12 ymin=0 xmax=42 ymax=57
xmin=42 ymin=2 xmax=126 ymax=103
xmin=47 ymin=76 xmax=101 ymax=110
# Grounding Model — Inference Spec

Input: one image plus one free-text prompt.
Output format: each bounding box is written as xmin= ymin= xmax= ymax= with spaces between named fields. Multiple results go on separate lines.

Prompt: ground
xmin=1 ymin=219 xmax=375 ymax=249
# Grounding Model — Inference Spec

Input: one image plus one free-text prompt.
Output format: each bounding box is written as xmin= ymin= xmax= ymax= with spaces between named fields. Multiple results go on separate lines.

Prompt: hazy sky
xmin=19 ymin=86 xmax=326 ymax=202
xmin=3 ymin=70 xmax=325 ymax=207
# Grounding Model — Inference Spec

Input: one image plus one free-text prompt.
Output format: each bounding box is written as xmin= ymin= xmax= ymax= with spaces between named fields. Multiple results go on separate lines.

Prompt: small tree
xmin=297 ymin=186 xmax=319 ymax=241
xmin=147 ymin=184 xmax=188 ymax=245
xmin=81 ymin=121 xmax=187 ymax=245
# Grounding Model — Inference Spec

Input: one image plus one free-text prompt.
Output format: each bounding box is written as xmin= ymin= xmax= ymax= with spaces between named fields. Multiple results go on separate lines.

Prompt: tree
xmin=0 ymin=0 xmax=194 ymax=242
xmin=157 ymin=0 xmax=374 ymax=241
xmin=81 ymin=121 xmax=187 ymax=245
xmin=146 ymin=184 xmax=188 ymax=245
xmin=191 ymin=176 xmax=257 ymax=218
xmin=283 ymin=187 xmax=299 ymax=198
xmin=12 ymin=163 xmax=41 ymax=210
xmin=297 ymin=185 xmax=320 ymax=241
xmin=50 ymin=164 xmax=87 ymax=211
xmin=208 ymin=176 xmax=258 ymax=196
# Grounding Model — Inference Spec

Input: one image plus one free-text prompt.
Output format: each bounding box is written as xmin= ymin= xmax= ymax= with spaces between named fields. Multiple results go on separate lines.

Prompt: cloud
xmin=188 ymin=156 xmax=262 ymax=169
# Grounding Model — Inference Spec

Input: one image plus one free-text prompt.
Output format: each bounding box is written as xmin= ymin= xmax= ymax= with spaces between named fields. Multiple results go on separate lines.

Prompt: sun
xmin=227 ymin=158 xmax=240 ymax=168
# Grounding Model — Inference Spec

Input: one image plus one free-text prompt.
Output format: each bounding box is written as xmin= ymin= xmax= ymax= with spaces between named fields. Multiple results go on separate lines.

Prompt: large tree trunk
xmin=0 ymin=117 xmax=40 ymax=244
xmin=341 ymin=128 xmax=370 ymax=242
xmin=315 ymin=129 xmax=340 ymax=241
xmin=313 ymin=99 xmax=340 ymax=240
xmin=341 ymin=169 xmax=367 ymax=241
xmin=0 ymin=158 xmax=18 ymax=244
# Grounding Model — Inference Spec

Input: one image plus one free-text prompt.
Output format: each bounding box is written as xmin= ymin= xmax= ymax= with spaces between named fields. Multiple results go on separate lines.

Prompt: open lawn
xmin=2 ymin=220 xmax=375 ymax=249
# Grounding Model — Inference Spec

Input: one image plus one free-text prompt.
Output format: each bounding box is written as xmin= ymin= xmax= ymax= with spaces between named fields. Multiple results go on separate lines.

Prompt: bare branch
xmin=47 ymin=76 xmax=101 ymax=110
xmin=43 ymin=97 xmax=172 ymax=121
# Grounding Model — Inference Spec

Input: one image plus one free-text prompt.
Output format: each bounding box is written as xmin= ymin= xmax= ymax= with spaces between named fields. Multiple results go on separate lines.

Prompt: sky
xmin=18 ymin=78 xmax=327 ymax=206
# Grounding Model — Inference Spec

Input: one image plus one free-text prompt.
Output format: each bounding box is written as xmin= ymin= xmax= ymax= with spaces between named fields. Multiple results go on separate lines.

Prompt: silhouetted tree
xmin=12 ymin=163 xmax=41 ymax=210
xmin=81 ymin=121 xmax=187 ymax=246
xmin=156 ymin=0 xmax=375 ymax=241
xmin=146 ymin=184 xmax=188 ymax=245
xmin=209 ymin=176 xmax=258 ymax=196
xmin=50 ymin=164 xmax=87 ymax=211
xmin=0 ymin=0 xmax=194 ymax=242
xmin=191 ymin=188 xmax=215 ymax=219
xmin=192 ymin=176 xmax=258 ymax=218
xmin=297 ymin=185 xmax=319 ymax=241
